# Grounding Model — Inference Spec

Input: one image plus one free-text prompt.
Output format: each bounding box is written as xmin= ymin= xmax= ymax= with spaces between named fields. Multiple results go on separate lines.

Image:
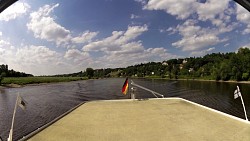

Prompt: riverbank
xmin=0 ymin=77 xmax=88 ymax=88
xmin=137 ymin=76 xmax=250 ymax=84
xmin=176 ymin=78 xmax=250 ymax=84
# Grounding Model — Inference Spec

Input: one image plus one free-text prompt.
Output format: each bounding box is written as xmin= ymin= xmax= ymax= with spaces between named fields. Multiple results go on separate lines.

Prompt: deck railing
xmin=131 ymin=80 xmax=164 ymax=98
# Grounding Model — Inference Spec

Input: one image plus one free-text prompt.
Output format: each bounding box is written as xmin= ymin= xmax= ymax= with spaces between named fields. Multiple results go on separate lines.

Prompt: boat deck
xmin=27 ymin=98 xmax=250 ymax=141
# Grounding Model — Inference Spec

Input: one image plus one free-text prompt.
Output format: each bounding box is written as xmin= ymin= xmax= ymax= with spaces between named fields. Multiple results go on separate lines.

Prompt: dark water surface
xmin=0 ymin=78 xmax=249 ymax=140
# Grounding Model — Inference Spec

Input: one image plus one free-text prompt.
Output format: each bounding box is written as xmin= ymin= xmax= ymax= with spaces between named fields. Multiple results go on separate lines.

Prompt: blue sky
xmin=0 ymin=0 xmax=250 ymax=75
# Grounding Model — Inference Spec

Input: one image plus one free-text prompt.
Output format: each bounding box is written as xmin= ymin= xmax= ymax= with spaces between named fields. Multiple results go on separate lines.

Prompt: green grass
xmin=1 ymin=77 xmax=88 ymax=85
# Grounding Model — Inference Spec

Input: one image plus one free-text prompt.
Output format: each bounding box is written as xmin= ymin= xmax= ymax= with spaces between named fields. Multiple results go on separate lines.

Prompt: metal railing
xmin=131 ymin=80 xmax=164 ymax=98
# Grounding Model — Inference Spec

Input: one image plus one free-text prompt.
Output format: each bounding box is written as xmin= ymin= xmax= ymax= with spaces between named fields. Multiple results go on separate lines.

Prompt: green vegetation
xmin=1 ymin=77 xmax=87 ymax=85
xmin=79 ymin=47 xmax=250 ymax=82
xmin=86 ymin=68 xmax=94 ymax=79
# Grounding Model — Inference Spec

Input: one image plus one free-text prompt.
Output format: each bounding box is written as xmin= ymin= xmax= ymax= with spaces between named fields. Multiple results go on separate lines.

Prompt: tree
xmin=0 ymin=72 xmax=6 ymax=85
xmin=219 ymin=60 xmax=231 ymax=81
xmin=86 ymin=68 xmax=94 ymax=79
xmin=230 ymin=54 xmax=243 ymax=81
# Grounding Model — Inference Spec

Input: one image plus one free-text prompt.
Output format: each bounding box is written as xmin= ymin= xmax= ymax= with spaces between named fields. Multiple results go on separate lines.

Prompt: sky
xmin=0 ymin=0 xmax=250 ymax=76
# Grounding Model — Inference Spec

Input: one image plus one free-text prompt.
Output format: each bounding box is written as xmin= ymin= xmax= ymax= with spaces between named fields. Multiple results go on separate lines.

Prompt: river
xmin=0 ymin=78 xmax=249 ymax=140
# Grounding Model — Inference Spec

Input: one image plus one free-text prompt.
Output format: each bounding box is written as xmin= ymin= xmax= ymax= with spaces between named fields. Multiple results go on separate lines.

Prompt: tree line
xmin=79 ymin=47 xmax=250 ymax=81
xmin=0 ymin=64 xmax=33 ymax=81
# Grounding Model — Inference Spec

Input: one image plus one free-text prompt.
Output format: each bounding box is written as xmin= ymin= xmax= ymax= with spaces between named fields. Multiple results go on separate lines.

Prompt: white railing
xmin=131 ymin=80 xmax=164 ymax=98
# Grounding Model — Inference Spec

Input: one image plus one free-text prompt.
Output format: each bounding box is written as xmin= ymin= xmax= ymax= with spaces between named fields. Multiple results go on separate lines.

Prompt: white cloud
xmin=0 ymin=39 xmax=12 ymax=48
xmin=111 ymin=41 xmax=144 ymax=55
xmin=0 ymin=32 xmax=91 ymax=75
xmin=160 ymin=27 xmax=177 ymax=35
xmin=143 ymin=0 xmax=236 ymax=35
xmin=0 ymin=2 xmax=30 ymax=21
xmin=71 ymin=31 xmax=98 ymax=44
xmin=94 ymin=47 xmax=179 ymax=68
xmin=0 ymin=39 xmax=15 ymax=60
xmin=190 ymin=47 xmax=215 ymax=56
xmin=224 ymin=43 xmax=230 ymax=47
xmin=27 ymin=3 xmax=71 ymax=46
xmin=83 ymin=25 xmax=148 ymax=52
xmin=196 ymin=0 xmax=229 ymax=21
xmin=16 ymin=45 xmax=60 ymax=64
xmin=236 ymin=4 xmax=250 ymax=23
xmin=141 ymin=0 xmax=234 ymax=53
xmin=65 ymin=49 xmax=84 ymax=58
xmin=143 ymin=0 xmax=231 ymax=23
xmin=144 ymin=0 xmax=197 ymax=19
xmin=131 ymin=14 xmax=140 ymax=19
xmin=14 ymin=46 xmax=94 ymax=75
xmin=194 ymin=0 xmax=236 ymax=34
xmin=27 ymin=3 xmax=100 ymax=47
xmin=170 ymin=20 xmax=227 ymax=51
xmin=0 ymin=42 xmax=69 ymax=75
xmin=82 ymin=25 xmax=179 ymax=68
xmin=207 ymin=47 xmax=215 ymax=52
xmin=236 ymin=4 xmax=250 ymax=34
xmin=64 ymin=49 xmax=91 ymax=64
xmin=134 ymin=0 xmax=147 ymax=5
xmin=172 ymin=34 xmax=221 ymax=51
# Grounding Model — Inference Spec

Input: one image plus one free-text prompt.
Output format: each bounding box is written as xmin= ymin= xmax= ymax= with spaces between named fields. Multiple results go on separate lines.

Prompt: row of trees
xmin=171 ymin=47 xmax=250 ymax=81
xmin=54 ymin=68 xmax=121 ymax=79
xmin=0 ymin=64 xmax=33 ymax=77
xmin=78 ymin=47 xmax=250 ymax=81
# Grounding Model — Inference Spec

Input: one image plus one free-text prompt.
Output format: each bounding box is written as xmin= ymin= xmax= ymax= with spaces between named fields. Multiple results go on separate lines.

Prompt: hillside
xmin=74 ymin=47 xmax=250 ymax=81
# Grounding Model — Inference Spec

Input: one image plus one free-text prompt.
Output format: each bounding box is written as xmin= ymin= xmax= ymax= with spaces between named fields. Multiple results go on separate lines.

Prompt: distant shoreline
xmin=175 ymin=78 xmax=250 ymax=84
xmin=139 ymin=77 xmax=250 ymax=84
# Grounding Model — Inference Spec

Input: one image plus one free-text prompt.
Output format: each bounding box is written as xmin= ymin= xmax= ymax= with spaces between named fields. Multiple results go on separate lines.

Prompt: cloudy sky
xmin=0 ymin=0 xmax=249 ymax=75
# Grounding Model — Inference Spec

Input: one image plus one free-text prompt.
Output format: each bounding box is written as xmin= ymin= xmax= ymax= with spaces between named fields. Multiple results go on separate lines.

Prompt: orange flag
xmin=122 ymin=78 xmax=128 ymax=95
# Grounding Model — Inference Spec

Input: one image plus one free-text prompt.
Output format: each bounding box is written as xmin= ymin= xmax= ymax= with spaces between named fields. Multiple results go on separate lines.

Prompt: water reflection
xmin=0 ymin=87 xmax=6 ymax=94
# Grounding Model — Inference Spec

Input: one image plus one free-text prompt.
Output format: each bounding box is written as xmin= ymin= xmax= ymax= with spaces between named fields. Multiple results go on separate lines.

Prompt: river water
xmin=0 ymin=78 xmax=249 ymax=140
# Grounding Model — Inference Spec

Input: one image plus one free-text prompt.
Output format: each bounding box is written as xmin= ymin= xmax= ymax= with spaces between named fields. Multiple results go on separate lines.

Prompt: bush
xmin=242 ymin=73 xmax=249 ymax=81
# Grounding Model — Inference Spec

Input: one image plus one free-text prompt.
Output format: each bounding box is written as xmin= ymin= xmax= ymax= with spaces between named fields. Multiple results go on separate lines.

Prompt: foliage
xmin=86 ymin=68 xmax=94 ymax=79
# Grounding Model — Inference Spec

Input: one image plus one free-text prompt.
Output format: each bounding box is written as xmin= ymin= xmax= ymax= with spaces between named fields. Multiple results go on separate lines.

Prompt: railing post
xmin=131 ymin=87 xmax=136 ymax=100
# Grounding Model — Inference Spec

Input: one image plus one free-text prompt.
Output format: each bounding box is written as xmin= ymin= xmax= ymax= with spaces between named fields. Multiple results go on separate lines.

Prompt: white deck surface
xmin=27 ymin=98 xmax=250 ymax=141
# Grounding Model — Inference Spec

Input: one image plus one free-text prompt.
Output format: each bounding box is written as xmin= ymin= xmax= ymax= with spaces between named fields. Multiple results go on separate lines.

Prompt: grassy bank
xmin=1 ymin=77 xmax=88 ymax=85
